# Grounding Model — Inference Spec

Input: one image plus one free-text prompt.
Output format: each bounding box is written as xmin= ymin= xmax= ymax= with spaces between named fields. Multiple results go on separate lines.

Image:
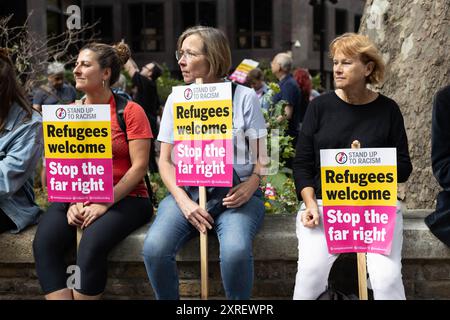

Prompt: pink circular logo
xmin=184 ymin=88 xmax=193 ymax=100
xmin=55 ymin=107 xmax=67 ymax=119
xmin=335 ymin=152 xmax=348 ymax=164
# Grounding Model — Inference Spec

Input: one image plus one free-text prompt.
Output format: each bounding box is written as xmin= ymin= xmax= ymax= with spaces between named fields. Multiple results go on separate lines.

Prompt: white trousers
xmin=293 ymin=200 xmax=406 ymax=300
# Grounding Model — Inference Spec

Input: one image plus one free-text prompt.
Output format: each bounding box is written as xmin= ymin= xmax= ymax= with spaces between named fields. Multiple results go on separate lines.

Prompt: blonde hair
xmin=177 ymin=26 xmax=231 ymax=80
xmin=330 ymin=33 xmax=385 ymax=85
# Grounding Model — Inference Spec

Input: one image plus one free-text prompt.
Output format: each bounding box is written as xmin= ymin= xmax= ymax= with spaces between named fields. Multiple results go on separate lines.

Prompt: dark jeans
xmin=0 ymin=208 xmax=16 ymax=233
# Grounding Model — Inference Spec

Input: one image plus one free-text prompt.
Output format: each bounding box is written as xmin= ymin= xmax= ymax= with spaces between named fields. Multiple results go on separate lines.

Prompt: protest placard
xmin=228 ymin=59 xmax=259 ymax=84
xmin=172 ymin=82 xmax=233 ymax=187
xmin=320 ymin=148 xmax=397 ymax=254
xmin=42 ymin=104 xmax=113 ymax=202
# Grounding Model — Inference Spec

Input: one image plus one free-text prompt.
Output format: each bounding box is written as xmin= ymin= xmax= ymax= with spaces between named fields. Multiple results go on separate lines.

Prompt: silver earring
xmin=102 ymin=80 xmax=105 ymax=88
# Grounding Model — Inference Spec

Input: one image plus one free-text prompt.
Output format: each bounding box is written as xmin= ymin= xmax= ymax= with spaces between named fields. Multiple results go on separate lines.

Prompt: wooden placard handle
xmin=195 ymin=78 xmax=209 ymax=300
xmin=76 ymin=203 xmax=83 ymax=250
xmin=351 ymin=140 xmax=368 ymax=300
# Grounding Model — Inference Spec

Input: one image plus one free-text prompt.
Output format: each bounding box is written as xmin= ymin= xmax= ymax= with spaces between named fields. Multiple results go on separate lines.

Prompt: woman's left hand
xmin=81 ymin=203 xmax=110 ymax=229
xmin=222 ymin=175 xmax=260 ymax=208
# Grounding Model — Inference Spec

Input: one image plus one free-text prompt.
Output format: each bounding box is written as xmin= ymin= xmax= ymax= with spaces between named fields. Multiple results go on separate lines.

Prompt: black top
xmin=293 ymin=91 xmax=413 ymax=200
xmin=132 ymin=72 xmax=159 ymax=134
xmin=431 ymin=85 xmax=450 ymax=190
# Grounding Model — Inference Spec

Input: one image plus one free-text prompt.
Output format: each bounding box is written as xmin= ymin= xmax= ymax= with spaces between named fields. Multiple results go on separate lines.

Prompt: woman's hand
xmin=301 ymin=204 xmax=320 ymax=228
xmin=80 ymin=203 xmax=110 ymax=229
xmin=180 ymin=198 xmax=214 ymax=234
xmin=222 ymin=175 xmax=259 ymax=208
xmin=67 ymin=203 xmax=85 ymax=227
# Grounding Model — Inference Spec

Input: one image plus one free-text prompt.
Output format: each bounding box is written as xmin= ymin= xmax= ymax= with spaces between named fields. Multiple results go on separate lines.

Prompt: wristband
xmin=252 ymin=172 xmax=262 ymax=181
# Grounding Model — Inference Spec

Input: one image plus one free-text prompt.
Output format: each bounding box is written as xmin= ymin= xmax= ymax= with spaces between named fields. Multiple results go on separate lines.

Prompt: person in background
xmin=425 ymin=85 xmax=450 ymax=246
xmin=32 ymin=61 xmax=77 ymax=112
xmin=293 ymin=33 xmax=412 ymax=300
xmin=142 ymin=26 xmax=268 ymax=300
xmin=124 ymin=54 xmax=162 ymax=173
xmin=0 ymin=48 xmax=43 ymax=233
xmin=292 ymin=67 xmax=312 ymax=125
xmin=33 ymin=61 xmax=77 ymax=190
xmin=271 ymin=53 xmax=303 ymax=166
xmin=33 ymin=42 xmax=153 ymax=300
xmin=246 ymin=68 xmax=270 ymax=110
xmin=111 ymin=73 xmax=132 ymax=100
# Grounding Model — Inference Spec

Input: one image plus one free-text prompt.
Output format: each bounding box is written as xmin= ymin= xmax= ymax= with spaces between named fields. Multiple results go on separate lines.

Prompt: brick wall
xmin=1 ymin=213 xmax=450 ymax=300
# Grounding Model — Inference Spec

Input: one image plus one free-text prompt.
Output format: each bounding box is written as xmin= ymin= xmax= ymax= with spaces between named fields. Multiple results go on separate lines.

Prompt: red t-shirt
xmin=109 ymin=95 xmax=153 ymax=197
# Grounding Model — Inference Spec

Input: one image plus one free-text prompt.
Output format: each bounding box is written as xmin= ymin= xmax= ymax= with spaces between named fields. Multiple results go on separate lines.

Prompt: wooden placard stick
xmin=75 ymin=100 xmax=84 ymax=251
xmin=76 ymin=203 xmax=83 ymax=250
xmin=351 ymin=140 xmax=368 ymax=300
xmin=195 ymin=78 xmax=209 ymax=300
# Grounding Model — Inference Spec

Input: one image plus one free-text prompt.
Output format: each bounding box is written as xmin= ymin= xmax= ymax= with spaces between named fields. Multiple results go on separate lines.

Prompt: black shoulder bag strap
xmin=113 ymin=92 xmax=154 ymax=204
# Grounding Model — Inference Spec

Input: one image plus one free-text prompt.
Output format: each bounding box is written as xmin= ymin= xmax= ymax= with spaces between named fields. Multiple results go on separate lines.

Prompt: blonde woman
xmin=292 ymin=33 xmax=412 ymax=300
xmin=142 ymin=26 xmax=267 ymax=300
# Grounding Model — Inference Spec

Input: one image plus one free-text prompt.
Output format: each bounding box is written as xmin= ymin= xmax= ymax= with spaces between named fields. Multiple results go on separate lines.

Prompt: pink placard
xmin=174 ymin=139 xmax=233 ymax=187
xmin=46 ymin=158 xmax=113 ymax=202
xmin=322 ymin=205 xmax=397 ymax=255
xmin=229 ymin=70 xmax=247 ymax=84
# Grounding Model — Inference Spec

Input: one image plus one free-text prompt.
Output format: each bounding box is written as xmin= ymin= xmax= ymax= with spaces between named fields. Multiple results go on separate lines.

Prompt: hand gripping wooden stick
xmin=199 ymin=186 xmax=208 ymax=300
xmin=74 ymin=99 xmax=84 ymax=252
xmin=351 ymin=140 xmax=368 ymax=300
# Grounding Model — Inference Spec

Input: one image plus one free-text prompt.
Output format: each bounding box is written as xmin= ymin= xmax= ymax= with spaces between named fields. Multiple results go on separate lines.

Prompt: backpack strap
xmin=112 ymin=92 xmax=154 ymax=204
xmin=113 ymin=92 xmax=129 ymax=141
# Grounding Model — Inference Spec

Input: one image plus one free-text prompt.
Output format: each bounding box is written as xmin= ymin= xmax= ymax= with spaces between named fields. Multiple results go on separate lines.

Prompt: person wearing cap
xmin=32 ymin=61 xmax=77 ymax=112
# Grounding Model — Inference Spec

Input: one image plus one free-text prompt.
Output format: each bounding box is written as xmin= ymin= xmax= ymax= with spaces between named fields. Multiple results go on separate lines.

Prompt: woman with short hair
xmin=142 ymin=26 xmax=267 ymax=300
xmin=292 ymin=33 xmax=413 ymax=300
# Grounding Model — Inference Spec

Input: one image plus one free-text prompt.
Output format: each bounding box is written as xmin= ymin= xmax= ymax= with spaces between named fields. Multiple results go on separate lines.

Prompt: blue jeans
xmin=142 ymin=190 xmax=265 ymax=299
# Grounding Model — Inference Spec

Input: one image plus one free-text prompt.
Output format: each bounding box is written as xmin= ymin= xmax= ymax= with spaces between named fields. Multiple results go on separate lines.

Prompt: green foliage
xmin=261 ymin=82 xmax=295 ymax=172
xmin=156 ymin=64 xmax=184 ymax=104
xmin=261 ymin=173 xmax=298 ymax=214
xmin=258 ymin=59 xmax=278 ymax=84
xmin=254 ymin=81 xmax=298 ymax=214
xmin=34 ymin=188 xmax=50 ymax=211
xmin=311 ymin=73 xmax=322 ymax=91
xmin=64 ymin=69 xmax=75 ymax=86
xmin=150 ymin=172 xmax=168 ymax=207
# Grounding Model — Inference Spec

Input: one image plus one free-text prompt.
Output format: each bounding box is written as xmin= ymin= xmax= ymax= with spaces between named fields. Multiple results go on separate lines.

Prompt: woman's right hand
xmin=180 ymin=199 xmax=214 ymax=234
xmin=301 ymin=203 xmax=320 ymax=228
xmin=67 ymin=203 xmax=85 ymax=227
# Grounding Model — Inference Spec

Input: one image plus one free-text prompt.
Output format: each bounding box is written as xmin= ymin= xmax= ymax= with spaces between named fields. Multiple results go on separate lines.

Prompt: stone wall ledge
xmin=1 ymin=209 xmax=449 ymax=264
